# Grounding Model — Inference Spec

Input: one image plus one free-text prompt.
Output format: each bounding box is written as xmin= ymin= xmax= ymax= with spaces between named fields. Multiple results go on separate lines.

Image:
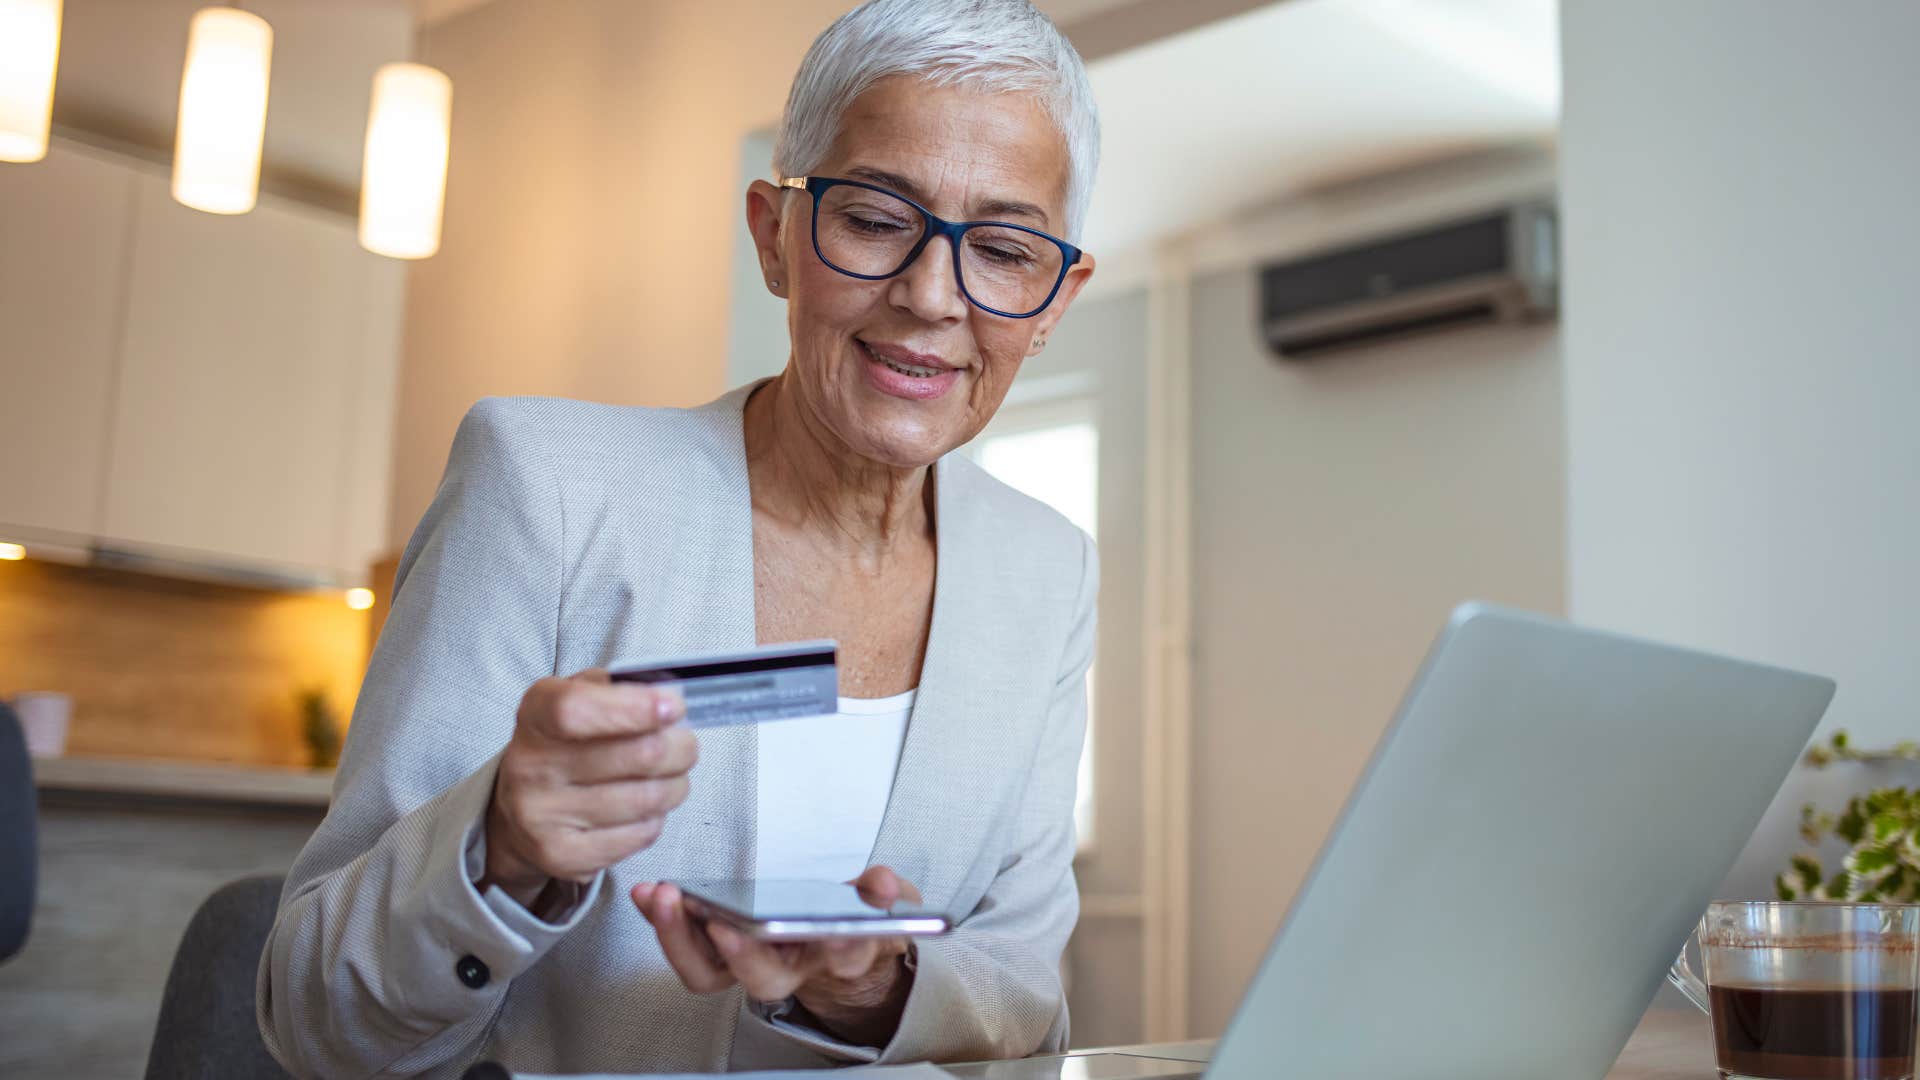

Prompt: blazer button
xmin=455 ymin=954 xmax=490 ymax=989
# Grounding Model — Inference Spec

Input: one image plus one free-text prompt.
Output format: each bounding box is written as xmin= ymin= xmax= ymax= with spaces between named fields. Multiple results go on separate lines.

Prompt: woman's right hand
xmin=481 ymin=668 xmax=697 ymax=908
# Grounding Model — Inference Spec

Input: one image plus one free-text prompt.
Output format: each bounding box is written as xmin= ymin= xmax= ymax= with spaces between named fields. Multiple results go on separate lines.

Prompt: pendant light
xmin=172 ymin=5 xmax=273 ymax=214
xmin=358 ymin=61 xmax=451 ymax=259
xmin=0 ymin=0 xmax=63 ymax=163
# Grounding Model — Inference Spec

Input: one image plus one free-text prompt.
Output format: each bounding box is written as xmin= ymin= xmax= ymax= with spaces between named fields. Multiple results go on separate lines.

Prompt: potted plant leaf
xmin=1776 ymin=731 xmax=1920 ymax=902
xmin=298 ymin=685 xmax=342 ymax=771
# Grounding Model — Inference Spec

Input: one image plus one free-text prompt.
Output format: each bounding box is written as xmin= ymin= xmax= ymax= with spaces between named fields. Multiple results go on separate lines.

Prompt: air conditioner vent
xmin=1261 ymin=202 xmax=1556 ymax=361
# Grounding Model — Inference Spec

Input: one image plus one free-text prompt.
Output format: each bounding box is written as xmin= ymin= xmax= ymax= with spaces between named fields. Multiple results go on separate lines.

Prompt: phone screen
xmin=672 ymin=878 xmax=950 ymax=939
xmin=677 ymin=878 xmax=905 ymax=920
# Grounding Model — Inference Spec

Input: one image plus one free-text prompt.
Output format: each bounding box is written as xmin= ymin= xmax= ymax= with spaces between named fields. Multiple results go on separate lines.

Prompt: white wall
xmin=1560 ymin=0 xmax=1920 ymax=906
xmin=728 ymin=129 xmax=788 ymax=389
xmin=1182 ymin=147 xmax=1566 ymax=1035
xmin=1005 ymin=288 xmax=1152 ymax=1048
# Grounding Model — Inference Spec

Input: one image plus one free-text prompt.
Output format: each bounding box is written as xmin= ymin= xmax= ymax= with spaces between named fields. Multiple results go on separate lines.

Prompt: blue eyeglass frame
xmin=779 ymin=175 xmax=1083 ymax=320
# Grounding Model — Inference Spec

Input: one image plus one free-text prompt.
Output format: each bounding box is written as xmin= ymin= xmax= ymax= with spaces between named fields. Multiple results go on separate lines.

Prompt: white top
xmin=754 ymin=688 xmax=915 ymax=882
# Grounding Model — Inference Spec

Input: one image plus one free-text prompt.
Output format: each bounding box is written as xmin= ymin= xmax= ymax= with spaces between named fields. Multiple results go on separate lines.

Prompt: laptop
xmin=945 ymin=603 xmax=1834 ymax=1080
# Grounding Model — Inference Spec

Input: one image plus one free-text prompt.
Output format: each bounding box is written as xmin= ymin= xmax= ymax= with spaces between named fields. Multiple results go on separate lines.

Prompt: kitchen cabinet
xmin=0 ymin=145 xmax=136 ymax=540
xmin=0 ymin=139 xmax=400 ymax=585
xmin=102 ymin=172 xmax=399 ymax=580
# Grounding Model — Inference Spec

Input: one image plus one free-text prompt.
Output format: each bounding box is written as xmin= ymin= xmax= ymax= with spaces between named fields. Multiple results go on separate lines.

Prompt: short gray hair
xmin=773 ymin=0 xmax=1100 ymax=245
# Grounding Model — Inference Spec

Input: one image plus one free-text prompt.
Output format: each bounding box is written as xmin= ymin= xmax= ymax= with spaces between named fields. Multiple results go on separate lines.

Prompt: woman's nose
xmin=886 ymin=235 xmax=969 ymax=323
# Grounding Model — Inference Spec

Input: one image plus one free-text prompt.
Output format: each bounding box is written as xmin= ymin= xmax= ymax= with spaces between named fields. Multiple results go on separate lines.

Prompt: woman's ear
xmin=746 ymin=181 xmax=791 ymax=298
xmin=1027 ymin=251 xmax=1097 ymax=355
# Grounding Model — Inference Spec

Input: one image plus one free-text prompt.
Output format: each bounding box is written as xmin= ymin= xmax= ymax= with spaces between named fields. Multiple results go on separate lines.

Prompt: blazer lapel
xmin=646 ymin=384 xmax=763 ymax=882
xmin=867 ymin=454 xmax=1030 ymax=908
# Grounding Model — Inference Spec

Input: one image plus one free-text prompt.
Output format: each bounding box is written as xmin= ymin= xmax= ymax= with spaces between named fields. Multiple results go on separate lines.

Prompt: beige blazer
xmin=256 ymin=382 xmax=1098 ymax=1078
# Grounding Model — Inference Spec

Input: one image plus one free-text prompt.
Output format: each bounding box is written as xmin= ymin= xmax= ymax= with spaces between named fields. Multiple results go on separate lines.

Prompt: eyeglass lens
xmin=815 ymin=183 xmax=1065 ymax=316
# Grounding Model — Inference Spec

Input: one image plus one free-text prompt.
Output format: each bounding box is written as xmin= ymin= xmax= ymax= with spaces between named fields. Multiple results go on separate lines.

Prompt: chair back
xmin=0 ymin=700 xmax=36 ymax=963
xmin=143 ymin=874 xmax=293 ymax=1080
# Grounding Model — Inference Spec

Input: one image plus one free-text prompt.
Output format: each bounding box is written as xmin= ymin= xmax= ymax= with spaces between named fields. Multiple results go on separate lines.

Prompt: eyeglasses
xmin=779 ymin=176 xmax=1083 ymax=320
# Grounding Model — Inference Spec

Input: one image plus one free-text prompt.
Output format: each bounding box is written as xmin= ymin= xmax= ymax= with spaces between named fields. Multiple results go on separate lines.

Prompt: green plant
xmin=1777 ymin=731 xmax=1920 ymax=902
xmin=299 ymin=686 xmax=342 ymax=770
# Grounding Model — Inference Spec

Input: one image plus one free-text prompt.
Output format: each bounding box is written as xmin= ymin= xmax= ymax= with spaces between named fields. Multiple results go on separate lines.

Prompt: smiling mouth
xmin=859 ymin=340 xmax=949 ymax=379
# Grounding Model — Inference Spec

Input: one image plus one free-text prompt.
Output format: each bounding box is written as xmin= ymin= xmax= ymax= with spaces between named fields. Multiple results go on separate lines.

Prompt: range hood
xmin=0 ymin=522 xmax=345 ymax=593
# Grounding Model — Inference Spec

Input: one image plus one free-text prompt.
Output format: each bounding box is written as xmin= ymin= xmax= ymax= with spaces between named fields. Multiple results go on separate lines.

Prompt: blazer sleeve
xmin=755 ymin=529 xmax=1098 ymax=1064
xmin=256 ymin=397 xmax=599 ymax=1078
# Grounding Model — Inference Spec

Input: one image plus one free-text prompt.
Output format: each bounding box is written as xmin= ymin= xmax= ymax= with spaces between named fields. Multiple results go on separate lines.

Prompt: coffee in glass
xmin=1670 ymin=901 xmax=1920 ymax=1080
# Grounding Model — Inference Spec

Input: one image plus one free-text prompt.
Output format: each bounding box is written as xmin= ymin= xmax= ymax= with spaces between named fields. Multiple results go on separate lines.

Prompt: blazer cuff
xmin=462 ymin=812 xmax=601 ymax=943
xmin=743 ymin=942 xmax=955 ymax=1065
xmin=874 ymin=938 xmax=958 ymax=1064
xmin=745 ymin=997 xmax=881 ymax=1065
xmin=394 ymin=754 xmax=603 ymax=1009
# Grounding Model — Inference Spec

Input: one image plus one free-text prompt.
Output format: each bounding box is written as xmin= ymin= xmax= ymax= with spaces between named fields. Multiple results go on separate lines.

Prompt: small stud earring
xmin=769 ymin=279 xmax=780 ymax=289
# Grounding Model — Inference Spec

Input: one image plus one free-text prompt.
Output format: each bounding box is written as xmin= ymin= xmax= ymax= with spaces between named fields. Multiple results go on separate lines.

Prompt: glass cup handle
xmin=1667 ymin=930 xmax=1711 ymax=1014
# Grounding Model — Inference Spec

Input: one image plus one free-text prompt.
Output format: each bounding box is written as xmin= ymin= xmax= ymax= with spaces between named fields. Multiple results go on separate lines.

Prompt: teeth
xmin=864 ymin=343 xmax=942 ymax=378
xmin=883 ymin=358 xmax=940 ymax=378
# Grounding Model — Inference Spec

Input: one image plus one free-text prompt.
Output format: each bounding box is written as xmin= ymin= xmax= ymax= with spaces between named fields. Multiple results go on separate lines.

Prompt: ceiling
xmin=47 ymin=0 xmax=413 ymax=205
xmin=1038 ymin=0 xmax=1158 ymax=24
xmin=39 ymin=0 xmax=1559 ymax=253
xmin=1081 ymin=0 xmax=1559 ymax=256
xmin=414 ymin=0 xmax=1148 ymax=28
xmin=414 ymin=0 xmax=494 ymax=25
xmin=39 ymin=0 xmax=1171 ymax=201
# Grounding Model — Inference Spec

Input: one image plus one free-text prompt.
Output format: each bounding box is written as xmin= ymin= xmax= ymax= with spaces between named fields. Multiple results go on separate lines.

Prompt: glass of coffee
xmin=1670 ymin=901 xmax=1920 ymax=1080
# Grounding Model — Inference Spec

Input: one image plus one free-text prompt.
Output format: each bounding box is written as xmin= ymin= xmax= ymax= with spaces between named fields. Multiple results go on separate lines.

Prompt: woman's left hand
xmin=632 ymin=866 xmax=920 ymax=1047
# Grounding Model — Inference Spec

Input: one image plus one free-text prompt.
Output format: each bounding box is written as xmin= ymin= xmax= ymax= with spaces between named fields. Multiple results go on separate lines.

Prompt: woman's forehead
xmin=822 ymin=76 xmax=1070 ymax=230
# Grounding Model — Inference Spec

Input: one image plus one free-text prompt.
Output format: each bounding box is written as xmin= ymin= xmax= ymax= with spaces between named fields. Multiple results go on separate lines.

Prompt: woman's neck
xmin=742 ymin=374 xmax=933 ymax=560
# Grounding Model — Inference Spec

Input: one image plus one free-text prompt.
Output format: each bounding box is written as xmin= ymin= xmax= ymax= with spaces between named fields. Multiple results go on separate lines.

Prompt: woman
xmin=258 ymin=0 xmax=1100 ymax=1074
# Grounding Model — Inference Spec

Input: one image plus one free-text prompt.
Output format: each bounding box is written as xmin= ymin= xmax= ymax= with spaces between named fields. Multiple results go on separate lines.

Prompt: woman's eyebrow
xmin=977 ymin=196 xmax=1051 ymax=228
xmin=844 ymin=166 xmax=1052 ymax=228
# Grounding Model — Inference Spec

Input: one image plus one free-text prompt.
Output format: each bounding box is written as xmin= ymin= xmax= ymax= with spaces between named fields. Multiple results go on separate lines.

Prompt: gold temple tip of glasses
xmin=779 ymin=177 xmax=809 ymax=190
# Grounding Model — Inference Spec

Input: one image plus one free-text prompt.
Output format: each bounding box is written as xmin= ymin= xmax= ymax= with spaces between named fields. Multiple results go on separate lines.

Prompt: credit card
xmin=609 ymin=640 xmax=837 ymax=729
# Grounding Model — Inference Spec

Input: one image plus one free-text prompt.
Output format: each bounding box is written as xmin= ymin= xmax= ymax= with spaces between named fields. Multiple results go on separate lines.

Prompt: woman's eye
xmin=975 ymin=243 xmax=1036 ymax=267
xmin=841 ymin=212 xmax=910 ymax=235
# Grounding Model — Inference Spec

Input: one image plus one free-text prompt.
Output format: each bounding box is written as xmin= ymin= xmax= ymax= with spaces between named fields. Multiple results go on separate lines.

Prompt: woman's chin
xmin=833 ymin=388 xmax=965 ymax=467
xmin=845 ymin=417 xmax=956 ymax=470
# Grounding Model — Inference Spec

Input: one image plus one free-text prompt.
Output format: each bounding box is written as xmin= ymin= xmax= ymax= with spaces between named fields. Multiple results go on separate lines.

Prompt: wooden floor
xmin=0 ymin=797 xmax=321 ymax=1079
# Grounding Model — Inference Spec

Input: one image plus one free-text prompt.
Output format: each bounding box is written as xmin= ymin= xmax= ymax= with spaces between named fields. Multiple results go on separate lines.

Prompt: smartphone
xmin=673 ymin=878 xmax=951 ymax=942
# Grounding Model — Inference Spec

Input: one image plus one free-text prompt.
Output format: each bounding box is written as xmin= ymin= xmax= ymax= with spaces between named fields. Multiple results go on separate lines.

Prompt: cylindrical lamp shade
xmin=172 ymin=6 xmax=272 ymax=214
xmin=0 ymin=0 xmax=63 ymax=163
xmin=359 ymin=62 xmax=451 ymax=259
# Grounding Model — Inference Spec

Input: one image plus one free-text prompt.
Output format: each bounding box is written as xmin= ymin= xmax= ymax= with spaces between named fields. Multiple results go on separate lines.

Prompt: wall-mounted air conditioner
xmin=1260 ymin=201 xmax=1557 ymax=360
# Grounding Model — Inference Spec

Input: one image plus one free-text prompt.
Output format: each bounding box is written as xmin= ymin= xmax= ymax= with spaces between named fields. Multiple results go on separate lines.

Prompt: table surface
xmin=1078 ymin=1008 xmax=1718 ymax=1079
xmin=1603 ymin=1009 xmax=1718 ymax=1080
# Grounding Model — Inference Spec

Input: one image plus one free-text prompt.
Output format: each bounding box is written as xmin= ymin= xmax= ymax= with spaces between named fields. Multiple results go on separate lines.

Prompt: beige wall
xmin=391 ymin=0 xmax=859 ymax=551
xmin=1179 ymin=148 xmax=1567 ymax=1035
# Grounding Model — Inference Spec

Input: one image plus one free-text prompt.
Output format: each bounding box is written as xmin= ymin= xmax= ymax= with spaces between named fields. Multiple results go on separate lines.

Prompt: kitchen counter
xmin=32 ymin=754 xmax=333 ymax=809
